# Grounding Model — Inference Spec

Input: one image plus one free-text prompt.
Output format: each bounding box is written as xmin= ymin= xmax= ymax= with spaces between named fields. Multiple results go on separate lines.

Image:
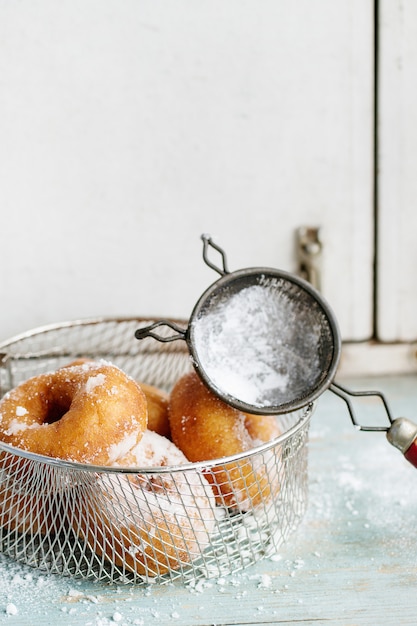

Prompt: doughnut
xmin=62 ymin=358 xmax=92 ymax=368
xmin=138 ymin=382 xmax=170 ymax=438
xmin=168 ymin=371 xmax=281 ymax=511
xmin=0 ymin=361 xmax=148 ymax=535
xmin=76 ymin=429 xmax=216 ymax=577
xmin=0 ymin=360 xmax=148 ymax=464
xmin=65 ymin=359 xmax=171 ymax=437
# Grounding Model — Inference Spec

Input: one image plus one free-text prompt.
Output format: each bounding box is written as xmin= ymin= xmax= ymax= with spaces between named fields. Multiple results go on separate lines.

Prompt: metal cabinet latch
xmin=296 ymin=226 xmax=322 ymax=292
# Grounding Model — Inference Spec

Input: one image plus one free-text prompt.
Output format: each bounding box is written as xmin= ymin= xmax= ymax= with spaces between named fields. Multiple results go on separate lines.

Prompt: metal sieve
xmin=135 ymin=234 xmax=417 ymax=468
xmin=0 ymin=318 xmax=312 ymax=584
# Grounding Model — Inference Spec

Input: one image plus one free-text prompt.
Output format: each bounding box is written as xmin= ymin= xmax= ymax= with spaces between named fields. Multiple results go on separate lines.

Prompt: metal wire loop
xmin=201 ymin=234 xmax=230 ymax=276
xmin=330 ymin=381 xmax=394 ymax=431
xmin=135 ymin=320 xmax=186 ymax=343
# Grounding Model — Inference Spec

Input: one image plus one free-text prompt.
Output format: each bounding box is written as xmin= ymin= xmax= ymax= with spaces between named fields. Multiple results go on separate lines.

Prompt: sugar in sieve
xmin=135 ymin=234 xmax=417 ymax=468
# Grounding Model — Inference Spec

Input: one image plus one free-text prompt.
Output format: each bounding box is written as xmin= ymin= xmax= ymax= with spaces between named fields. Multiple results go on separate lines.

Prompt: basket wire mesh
xmin=0 ymin=318 xmax=312 ymax=585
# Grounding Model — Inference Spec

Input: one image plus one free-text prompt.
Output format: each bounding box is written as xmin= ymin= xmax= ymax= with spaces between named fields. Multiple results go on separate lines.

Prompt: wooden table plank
xmin=0 ymin=375 xmax=415 ymax=625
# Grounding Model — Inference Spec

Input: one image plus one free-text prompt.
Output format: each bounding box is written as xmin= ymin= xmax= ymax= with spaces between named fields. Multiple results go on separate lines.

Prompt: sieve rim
xmin=187 ymin=266 xmax=341 ymax=415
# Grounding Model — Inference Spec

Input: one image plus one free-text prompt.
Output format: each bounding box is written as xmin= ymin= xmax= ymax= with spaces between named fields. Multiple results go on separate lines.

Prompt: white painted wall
xmin=0 ymin=1 xmax=374 ymax=343
xmin=377 ymin=0 xmax=417 ymax=342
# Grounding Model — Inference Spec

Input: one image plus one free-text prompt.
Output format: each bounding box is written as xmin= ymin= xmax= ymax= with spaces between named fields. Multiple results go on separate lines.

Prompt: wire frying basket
xmin=0 ymin=317 xmax=312 ymax=585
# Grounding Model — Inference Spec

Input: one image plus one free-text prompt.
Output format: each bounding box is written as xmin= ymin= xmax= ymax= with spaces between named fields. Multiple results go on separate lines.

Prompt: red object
xmin=404 ymin=438 xmax=417 ymax=468
xmin=387 ymin=418 xmax=417 ymax=468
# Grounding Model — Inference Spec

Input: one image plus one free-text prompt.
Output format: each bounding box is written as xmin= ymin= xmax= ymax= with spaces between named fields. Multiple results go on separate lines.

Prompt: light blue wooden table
xmin=0 ymin=374 xmax=415 ymax=626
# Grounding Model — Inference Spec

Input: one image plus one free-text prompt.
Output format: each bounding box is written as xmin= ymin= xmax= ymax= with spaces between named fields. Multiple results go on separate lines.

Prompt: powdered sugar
xmin=4 ymin=419 xmax=40 ymax=436
xmin=191 ymin=280 xmax=325 ymax=409
xmin=108 ymin=431 xmax=140 ymax=464
xmin=91 ymin=430 xmax=217 ymax=573
xmin=99 ymin=466 xmax=215 ymax=548
xmin=5 ymin=602 xmax=18 ymax=615
xmin=85 ymin=373 xmax=106 ymax=394
xmin=123 ymin=430 xmax=187 ymax=468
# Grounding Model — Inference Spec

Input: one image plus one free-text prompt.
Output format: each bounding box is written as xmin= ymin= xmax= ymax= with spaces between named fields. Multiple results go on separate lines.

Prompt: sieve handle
xmin=329 ymin=382 xmax=393 ymax=432
xmin=404 ymin=440 xmax=417 ymax=468
xmin=330 ymin=382 xmax=417 ymax=468
xmin=201 ymin=234 xmax=230 ymax=276
xmin=135 ymin=320 xmax=187 ymax=343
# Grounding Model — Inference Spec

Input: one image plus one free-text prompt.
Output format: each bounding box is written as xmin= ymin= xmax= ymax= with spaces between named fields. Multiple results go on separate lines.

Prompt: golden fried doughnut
xmin=0 ymin=361 xmax=148 ymax=535
xmin=0 ymin=360 xmax=148 ymax=464
xmin=62 ymin=358 xmax=92 ymax=368
xmin=138 ymin=382 xmax=170 ymax=438
xmin=168 ymin=371 xmax=281 ymax=511
xmin=244 ymin=413 xmax=282 ymax=444
xmin=65 ymin=360 xmax=170 ymax=438
xmin=76 ymin=430 xmax=216 ymax=577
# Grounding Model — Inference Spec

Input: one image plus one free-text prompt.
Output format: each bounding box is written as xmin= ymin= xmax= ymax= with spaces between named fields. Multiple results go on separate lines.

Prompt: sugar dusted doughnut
xmin=77 ymin=430 xmax=216 ymax=577
xmin=0 ymin=361 xmax=148 ymax=464
xmin=65 ymin=359 xmax=171 ymax=438
xmin=168 ymin=371 xmax=281 ymax=511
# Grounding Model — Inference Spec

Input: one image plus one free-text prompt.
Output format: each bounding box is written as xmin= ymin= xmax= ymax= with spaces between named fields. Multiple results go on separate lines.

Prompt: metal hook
xmin=135 ymin=320 xmax=187 ymax=343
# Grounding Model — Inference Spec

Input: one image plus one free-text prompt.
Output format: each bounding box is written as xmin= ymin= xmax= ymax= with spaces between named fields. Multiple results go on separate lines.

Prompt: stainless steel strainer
xmin=0 ymin=318 xmax=312 ymax=584
xmin=136 ymin=235 xmax=417 ymax=468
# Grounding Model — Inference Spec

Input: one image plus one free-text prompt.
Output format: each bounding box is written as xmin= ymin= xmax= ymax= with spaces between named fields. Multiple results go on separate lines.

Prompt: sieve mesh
xmin=190 ymin=270 xmax=337 ymax=413
xmin=0 ymin=318 xmax=312 ymax=585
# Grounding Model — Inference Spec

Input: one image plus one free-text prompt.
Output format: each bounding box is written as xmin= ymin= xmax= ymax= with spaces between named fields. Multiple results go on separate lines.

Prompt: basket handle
xmin=135 ymin=320 xmax=187 ymax=343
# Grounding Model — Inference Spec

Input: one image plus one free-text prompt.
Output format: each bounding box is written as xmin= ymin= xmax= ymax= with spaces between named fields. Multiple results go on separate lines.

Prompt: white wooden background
xmin=377 ymin=0 xmax=417 ymax=342
xmin=0 ymin=1 xmax=415 ymax=364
